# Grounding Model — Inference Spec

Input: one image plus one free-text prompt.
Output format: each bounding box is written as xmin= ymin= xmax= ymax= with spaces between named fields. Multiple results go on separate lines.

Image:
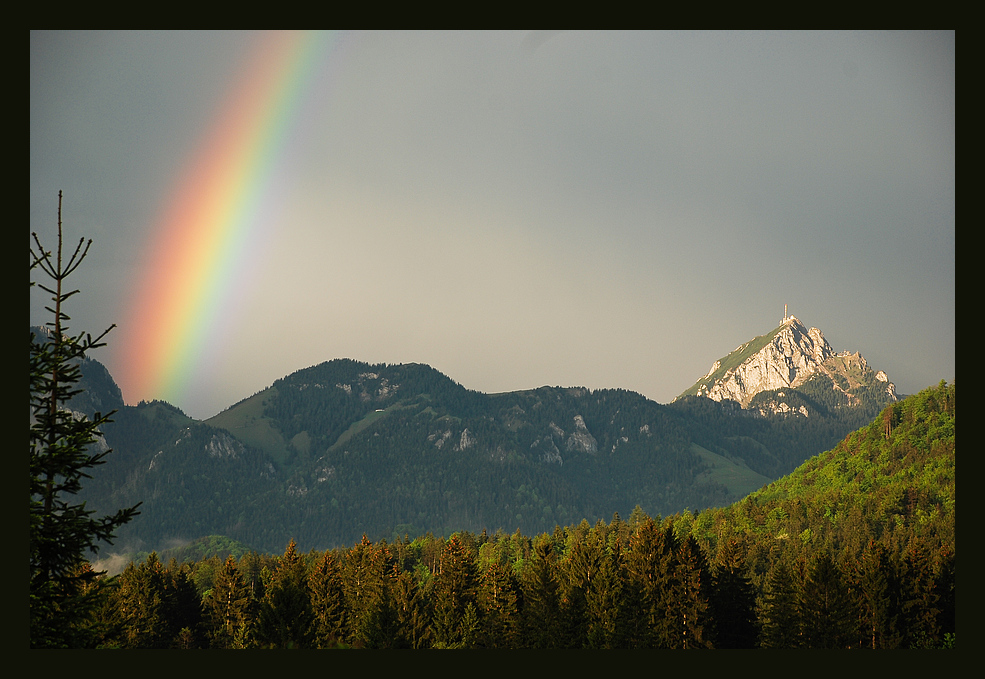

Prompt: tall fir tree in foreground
xmin=477 ymin=561 xmax=522 ymax=648
xmin=432 ymin=534 xmax=481 ymax=648
xmin=521 ymin=539 xmax=563 ymax=648
xmin=798 ymin=552 xmax=858 ymax=648
xmin=624 ymin=518 xmax=678 ymax=648
xmin=256 ymin=539 xmax=315 ymax=648
xmin=673 ymin=533 xmax=715 ymax=649
xmin=29 ymin=192 xmax=141 ymax=648
xmin=207 ymin=555 xmax=255 ymax=648
xmin=710 ymin=538 xmax=759 ymax=648
xmin=309 ymin=549 xmax=348 ymax=648
xmin=759 ymin=558 xmax=802 ymax=648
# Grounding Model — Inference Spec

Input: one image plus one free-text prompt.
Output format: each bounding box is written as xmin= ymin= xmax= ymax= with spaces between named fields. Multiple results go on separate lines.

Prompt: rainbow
xmin=116 ymin=30 xmax=337 ymax=410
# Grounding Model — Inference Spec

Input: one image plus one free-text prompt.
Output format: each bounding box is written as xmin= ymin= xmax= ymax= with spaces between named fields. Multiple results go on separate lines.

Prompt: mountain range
xmin=47 ymin=316 xmax=903 ymax=555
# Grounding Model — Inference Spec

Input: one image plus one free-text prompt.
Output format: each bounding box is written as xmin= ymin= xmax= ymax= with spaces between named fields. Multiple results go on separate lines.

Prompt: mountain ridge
xmin=676 ymin=314 xmax=898 ymax=411
xmin=34 ymin=318 xmax=906 ymax=553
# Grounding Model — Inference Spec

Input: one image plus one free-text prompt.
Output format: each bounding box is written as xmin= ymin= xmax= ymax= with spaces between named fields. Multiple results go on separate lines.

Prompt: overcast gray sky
xmin=31 ymin=31 xmax=954 ymax=420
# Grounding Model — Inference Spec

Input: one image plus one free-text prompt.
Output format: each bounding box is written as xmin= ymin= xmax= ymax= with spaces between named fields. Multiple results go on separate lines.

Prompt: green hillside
xmin=689 ymin=442 xmax=773 ymax=500
xmin=206 ymin=388 xmax=293 ymax=466
xmin=688 ymin=380 xmax=955 ymax=573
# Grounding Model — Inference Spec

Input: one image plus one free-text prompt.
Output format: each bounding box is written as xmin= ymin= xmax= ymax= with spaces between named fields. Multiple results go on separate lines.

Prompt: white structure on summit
xmin=780 ymin=304 xmax=799 ymax=325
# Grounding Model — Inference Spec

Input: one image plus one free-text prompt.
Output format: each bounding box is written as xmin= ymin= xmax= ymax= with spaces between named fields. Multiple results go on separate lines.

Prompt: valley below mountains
xmin=62 ymin=316 xmax=905 ymax=555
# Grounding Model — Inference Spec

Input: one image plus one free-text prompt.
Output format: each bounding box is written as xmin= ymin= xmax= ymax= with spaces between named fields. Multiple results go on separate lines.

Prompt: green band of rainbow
xmin=117 ymin=30 xmax=336 ymax=409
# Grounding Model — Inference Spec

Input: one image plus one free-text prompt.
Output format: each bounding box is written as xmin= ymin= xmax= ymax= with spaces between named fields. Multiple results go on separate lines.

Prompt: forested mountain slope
xmin=89 ymin=382 xmax=955 ymax=649
xmin=82 ymin=361 xmax=728 ymax=552
xmin=54 ymin=329 xmax=896 ymax=554
xmin=689 ymin=379 xmax=955 ymax=568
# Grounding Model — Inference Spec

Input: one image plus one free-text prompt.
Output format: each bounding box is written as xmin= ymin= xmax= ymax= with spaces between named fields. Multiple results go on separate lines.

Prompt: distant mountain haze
xmin=42 ymin=317 xmax=905 ymax=554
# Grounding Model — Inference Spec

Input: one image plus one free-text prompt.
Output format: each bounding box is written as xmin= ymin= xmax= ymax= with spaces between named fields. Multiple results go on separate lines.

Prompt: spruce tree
xmin=759 ymin=558 xmax=802 ymax=648
xmin=624 ymin=518 xmax=678 ymax=648
xmin=710 ymin=538 xmax=759 ymax=648
xmin=521 ymin=539 xmax=563 ymax=648
xmin=850 ymin=540 xmax=901 ymax=649
xmin=29 ymin=192 xmax=140 ymax=647
xmin=392 ymin=569 xmax=433 ymax=649
xmin=583 ymin=537 xmax=630 ymax=649
xmin=164 ymin=559 xmax=204 ymax=648
xmin=309 ymin=550 xmax=348 ymax=648
xmin=342 ymin=534 xmax=392 ymax=644
xmin=478 ymin=561 xmax=522 ymax=648
xmin=673 ymin=533 xmax=715 ymax=649
xmin=239 ymin=550 xmax=267 ymax=602
xmin=561 ymin=535 xmax=599 ymax=647
xmin=798 ymin=552 xmax=858 ymax=648
xmin=432 ymin=534 xmax=481 ymax=648
xmin=355 ymin=570 xmax=402 ymax=649
xmin=256 ymin=539 xmax=316 ymax=648
xmin=110 ymin=552 xmax=200 ymax=648
xmin=111 ymin=556 xmax=166 ymax=648
xmin=898 ymin=545 xmax=942 ymax=648
xmin=207 ymin=555 xmax=254 ymax=648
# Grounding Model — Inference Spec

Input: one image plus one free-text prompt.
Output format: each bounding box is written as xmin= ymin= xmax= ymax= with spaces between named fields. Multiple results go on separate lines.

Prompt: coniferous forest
xmin=64 ymin=382 xmax=955 ymax=649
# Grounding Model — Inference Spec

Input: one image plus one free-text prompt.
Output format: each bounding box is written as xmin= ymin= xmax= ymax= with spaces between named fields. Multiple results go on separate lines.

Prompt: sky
xmin=30 ymin=31 xmax=955 ymax=421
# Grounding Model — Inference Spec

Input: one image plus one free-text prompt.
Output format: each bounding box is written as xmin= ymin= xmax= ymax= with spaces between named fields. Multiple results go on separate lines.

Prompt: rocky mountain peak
xmin=677 ymin=314 xmax=897 ymax=409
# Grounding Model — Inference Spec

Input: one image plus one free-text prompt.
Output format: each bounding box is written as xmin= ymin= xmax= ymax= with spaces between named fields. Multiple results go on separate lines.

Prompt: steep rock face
xmin=681 ymin=316 xmax=897 ymax=409
xmin=697 ymin=317 xmax=832 ymax=405
xmin=565 ymin=415 xmax=598 ymax=455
